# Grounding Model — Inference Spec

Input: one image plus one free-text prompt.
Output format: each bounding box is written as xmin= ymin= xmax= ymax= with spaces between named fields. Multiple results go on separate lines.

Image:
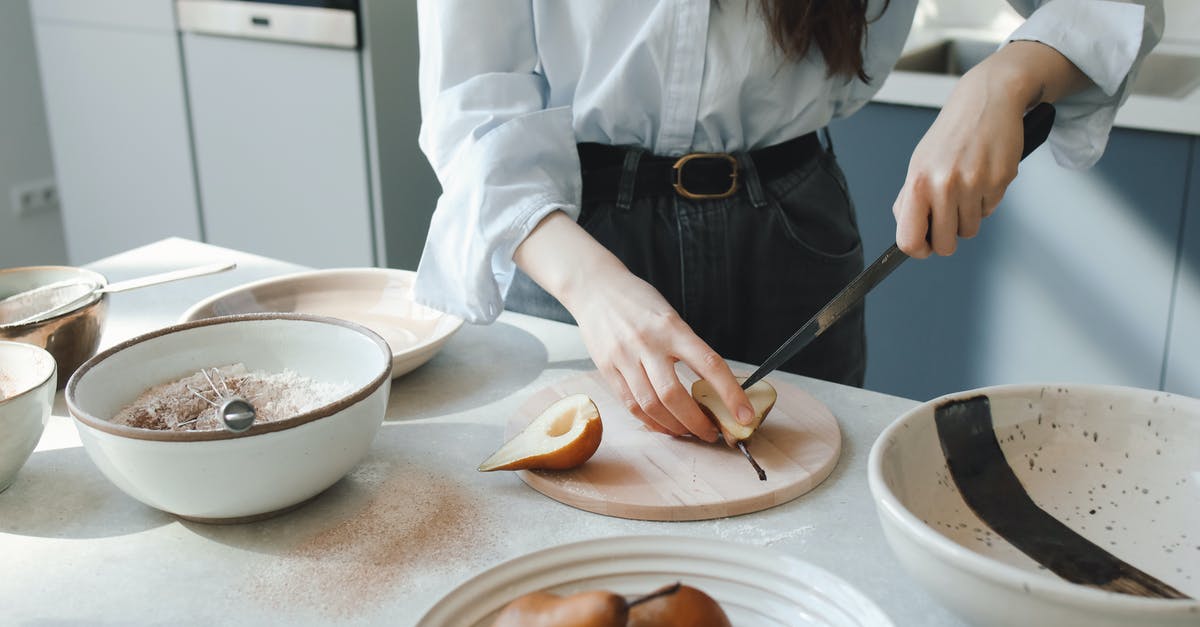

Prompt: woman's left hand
xmin=893 ymin=41 xmax=1089 ymax=258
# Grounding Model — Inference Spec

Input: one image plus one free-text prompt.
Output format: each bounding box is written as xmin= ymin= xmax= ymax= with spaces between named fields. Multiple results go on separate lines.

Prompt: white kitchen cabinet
xmin=31 ymin=0 xmax=438 ymax=270
xmin=32 ymin=0 xmax=202 ymax=264
xmin=181 ymin=32 xmax=375 ymax=268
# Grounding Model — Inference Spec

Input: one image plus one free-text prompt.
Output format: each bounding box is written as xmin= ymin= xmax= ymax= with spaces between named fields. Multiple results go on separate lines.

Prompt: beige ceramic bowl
xmin=0 ymin=341 xmax=56 ymax=492
xmin=0 ymin=266 xmax=108 ymax=388
xmin=869 ymin=383 xmax=1200 ymax=627
xmin=66 ymin=314 xmax=392 ymax=522
xmin=180 ymin=268 xmax=463 ymax=378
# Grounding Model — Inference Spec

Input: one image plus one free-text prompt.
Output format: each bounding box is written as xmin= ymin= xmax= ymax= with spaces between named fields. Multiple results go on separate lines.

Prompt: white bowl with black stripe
xmin=868 ymin=383 xmax=1200 ymax=627
xmin=66 ymin=314 xmax=392 ymax=523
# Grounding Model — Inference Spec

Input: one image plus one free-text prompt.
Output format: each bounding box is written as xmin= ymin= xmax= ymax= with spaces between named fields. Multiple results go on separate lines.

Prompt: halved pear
xmin=478 ymin=394 xmax=602 ymax=472
xmin=691 ymin=378 xmax=777 ymax=446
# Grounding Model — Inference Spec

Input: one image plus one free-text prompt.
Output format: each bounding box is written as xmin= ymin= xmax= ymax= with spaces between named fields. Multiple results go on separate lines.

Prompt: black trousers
xmin=506 ymin=135 xmax=866 ymax=387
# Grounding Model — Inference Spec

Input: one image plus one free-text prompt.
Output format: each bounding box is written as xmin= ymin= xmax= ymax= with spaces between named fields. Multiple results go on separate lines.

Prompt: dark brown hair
xmin=759 ymin=0 xmax=890 ymax=82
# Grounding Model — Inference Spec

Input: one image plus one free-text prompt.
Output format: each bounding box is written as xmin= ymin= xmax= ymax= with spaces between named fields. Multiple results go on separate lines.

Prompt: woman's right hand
xmin=514 ymin=211 xmax=754 ymax=441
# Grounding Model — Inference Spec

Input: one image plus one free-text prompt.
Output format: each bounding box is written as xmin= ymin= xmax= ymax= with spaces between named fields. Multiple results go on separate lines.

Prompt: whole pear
xmin=627 ymin=584 xmax=732 ymax=627
xmin=490 ymin=590 xmax=627 ymax=627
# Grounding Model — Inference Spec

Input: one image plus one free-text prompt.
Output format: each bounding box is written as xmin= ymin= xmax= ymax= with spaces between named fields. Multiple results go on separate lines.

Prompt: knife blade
xmin=741 ymin=102 xmax=1056 ymax=390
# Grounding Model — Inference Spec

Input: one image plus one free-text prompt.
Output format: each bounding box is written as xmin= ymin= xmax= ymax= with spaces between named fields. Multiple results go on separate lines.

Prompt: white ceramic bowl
xmin=869 ymin=383 xmax=1200 ymax=627
xmin=179 ymin=268 xmax=463 ymax=378
xmin=66 ymin=314 xmax=392 ymax=522
xmin=0 ymin=341 xmax=56 ymax=492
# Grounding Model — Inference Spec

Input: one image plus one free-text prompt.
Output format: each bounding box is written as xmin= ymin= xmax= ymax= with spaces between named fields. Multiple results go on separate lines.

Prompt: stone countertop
xmin=876 ymin=25 xmax=1200 ymax=137
xmin=0 ymin=238 xmax=962 ymax=626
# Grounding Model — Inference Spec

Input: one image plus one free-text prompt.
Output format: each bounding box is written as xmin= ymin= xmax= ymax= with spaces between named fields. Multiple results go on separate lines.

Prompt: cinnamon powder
xmin=112 ymin=364 xmax=351 ymax=430
xmin=248 ymin=462 xmax=496 ymax=618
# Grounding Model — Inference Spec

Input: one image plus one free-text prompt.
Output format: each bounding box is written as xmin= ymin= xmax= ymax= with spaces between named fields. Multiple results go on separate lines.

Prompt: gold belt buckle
xmin=672 ymin=153 xmax=739 ymax=200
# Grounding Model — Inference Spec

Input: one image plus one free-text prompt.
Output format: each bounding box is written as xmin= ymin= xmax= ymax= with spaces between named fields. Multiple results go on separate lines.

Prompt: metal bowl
xmin=0 ymin=266 xmax=108 ymax=389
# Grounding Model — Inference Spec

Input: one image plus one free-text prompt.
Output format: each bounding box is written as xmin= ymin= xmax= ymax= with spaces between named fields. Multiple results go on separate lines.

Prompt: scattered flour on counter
xmin=111 ymin=363 xmax=352 ymax=430
xmin=709 ymin=520 xmax=816 ymax=547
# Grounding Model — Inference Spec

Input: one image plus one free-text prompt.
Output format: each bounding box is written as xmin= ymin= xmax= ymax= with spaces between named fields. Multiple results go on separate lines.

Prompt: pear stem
xmin=627 ymin=582 xmax=682 ymax=609
xmin=738 ymin=440 xmax=766 ymax=481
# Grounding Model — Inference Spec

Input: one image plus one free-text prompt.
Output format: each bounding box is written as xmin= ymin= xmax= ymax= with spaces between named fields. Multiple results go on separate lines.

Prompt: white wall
xmin=0 ymin=0 xmax=66 ymax=268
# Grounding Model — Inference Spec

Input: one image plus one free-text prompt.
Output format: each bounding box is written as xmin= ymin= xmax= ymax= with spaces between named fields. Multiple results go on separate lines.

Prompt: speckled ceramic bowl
xmin=66 ymin=314 xmax=392 ymax=522
xmin=869 ymin=383 xmax=1200 ymax=627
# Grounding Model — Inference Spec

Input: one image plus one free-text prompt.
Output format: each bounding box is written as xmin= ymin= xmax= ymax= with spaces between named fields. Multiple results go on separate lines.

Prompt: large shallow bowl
xmin=0 ymin=341 xmax=56 ymax=492
xmin=66 ymin=314 xmax=392 ymax=522
xmin=418 ymin=535 xmax=892 ymax=626
xmin=179 ymin=268 xmax=463 ymax=378
xmin=869 ymin=383 xmax=1200 ymax=627
xmin=0 ymin=266 xmax=108 ymax=388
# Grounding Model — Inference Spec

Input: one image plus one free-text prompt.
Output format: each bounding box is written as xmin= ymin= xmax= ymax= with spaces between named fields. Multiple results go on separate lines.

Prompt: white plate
xmin=417 ymin=535 xmax=892 ymax=627
xmin=180 ymin=268 xmax=462 ymax=378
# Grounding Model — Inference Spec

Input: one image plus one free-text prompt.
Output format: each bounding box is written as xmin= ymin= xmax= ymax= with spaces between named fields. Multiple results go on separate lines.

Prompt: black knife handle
xmin=1021 ymin=102 xmax=1056 ymax=160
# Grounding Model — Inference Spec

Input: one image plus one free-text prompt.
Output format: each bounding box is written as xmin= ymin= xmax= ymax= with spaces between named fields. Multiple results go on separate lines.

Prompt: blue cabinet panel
xmin=1164 ymin=138 xmax=1200 ymax=397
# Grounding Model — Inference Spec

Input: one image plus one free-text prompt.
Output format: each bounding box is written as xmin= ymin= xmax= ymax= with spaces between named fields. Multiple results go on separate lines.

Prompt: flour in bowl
xmin=112 ymin=364 xmax=353 ymax=431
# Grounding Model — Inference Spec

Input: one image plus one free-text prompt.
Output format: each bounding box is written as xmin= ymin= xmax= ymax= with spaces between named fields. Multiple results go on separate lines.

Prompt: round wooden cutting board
xmin=505 ymin=370 xmax=842 ymax=521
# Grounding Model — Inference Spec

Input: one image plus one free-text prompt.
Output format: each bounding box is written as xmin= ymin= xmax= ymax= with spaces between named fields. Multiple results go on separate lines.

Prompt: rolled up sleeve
xmin=415 ymin=0 xmax=581 ymax=323
xmin=1004 ymin=0 xmax=1164 ymax=168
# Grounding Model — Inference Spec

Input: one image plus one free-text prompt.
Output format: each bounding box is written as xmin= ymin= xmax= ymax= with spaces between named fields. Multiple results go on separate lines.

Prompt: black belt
xmin=578 ymin=132 xmax=823 ymax=202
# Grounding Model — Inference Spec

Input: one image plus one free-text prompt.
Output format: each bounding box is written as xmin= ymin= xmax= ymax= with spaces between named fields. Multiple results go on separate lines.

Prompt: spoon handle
xmin=99 ymin=262 xmax=236 ymax=294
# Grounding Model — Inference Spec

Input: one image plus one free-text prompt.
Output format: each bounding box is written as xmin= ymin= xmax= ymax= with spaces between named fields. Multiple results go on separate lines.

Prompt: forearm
xmin=513 ymin=210 xmax=627 ymax=313
xmin=966 ymin=40 xmax=1092 ymax=111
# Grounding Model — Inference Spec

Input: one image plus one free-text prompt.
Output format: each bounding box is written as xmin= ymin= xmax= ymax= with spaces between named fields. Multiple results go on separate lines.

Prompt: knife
xmin=741 ymin=102 xmax=1057 ymax=390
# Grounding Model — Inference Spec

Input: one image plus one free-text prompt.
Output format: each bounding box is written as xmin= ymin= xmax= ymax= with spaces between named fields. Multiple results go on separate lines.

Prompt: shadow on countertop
xmin=384 ymin=321 xmax=549 ymax=421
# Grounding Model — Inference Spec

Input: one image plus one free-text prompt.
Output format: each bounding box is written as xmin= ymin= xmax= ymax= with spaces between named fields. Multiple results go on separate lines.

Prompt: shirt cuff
xmin=413 ymin=106 xmax=581 ymax=324
xmin=1005 ymin=0 xmax=1150 ymax=168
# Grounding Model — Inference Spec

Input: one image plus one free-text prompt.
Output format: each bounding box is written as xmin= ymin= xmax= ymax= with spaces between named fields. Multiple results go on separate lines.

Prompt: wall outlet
xmin=10 ymin=178 xmax=59 ymax=217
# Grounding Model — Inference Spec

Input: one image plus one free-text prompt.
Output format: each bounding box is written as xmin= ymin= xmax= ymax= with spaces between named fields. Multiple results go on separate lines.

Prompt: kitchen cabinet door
xmin=832 ymin=104 xmax=1189 ymax=399
xmin=1163 ymin=137 xmax=1200 ymax=397
xmin=182 ymin=33 xmax=375 ymax=268
xmin=830 ymin=104 xmax=982 ymax=400
xmin=33 ymin=6 xmax=202 ymax=264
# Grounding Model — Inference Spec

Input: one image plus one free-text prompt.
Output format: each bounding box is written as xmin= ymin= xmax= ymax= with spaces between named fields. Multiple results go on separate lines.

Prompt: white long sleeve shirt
xmin=415 ymin=0 xmax=1163 ymax=324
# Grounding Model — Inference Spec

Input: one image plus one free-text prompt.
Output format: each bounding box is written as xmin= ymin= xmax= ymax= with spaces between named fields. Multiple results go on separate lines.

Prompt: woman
xmin=414 ymin=1 xmax=1161 ymax=442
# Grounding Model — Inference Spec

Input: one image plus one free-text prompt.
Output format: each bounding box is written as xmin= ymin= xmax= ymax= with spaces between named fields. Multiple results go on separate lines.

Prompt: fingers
xmin=643 ymin=358 xmax=720 ymax=442
xmin=676 ymin=337 xmax=755 ymax=427
xmin=957 ymin=192 xmax=982 ymax=239
xmin=893 ymin=182 xmax=932 ymax=258
xmin=899 ymin=169 xmax=1009 ymax=254
xmin=602 ymin=366 xmax=683 ymax=436
xmin=927 ymin=174 xmax=959 ymax=256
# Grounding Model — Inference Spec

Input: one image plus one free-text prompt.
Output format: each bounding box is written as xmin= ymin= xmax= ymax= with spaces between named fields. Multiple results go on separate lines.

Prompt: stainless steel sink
xmin=895 ymin=38 xmax=1200 ymax=100
xmin=894 ymin=38 xmax=1000 ymax=77
xmin=1129 ymin=52 xmax=1200 ymax=98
